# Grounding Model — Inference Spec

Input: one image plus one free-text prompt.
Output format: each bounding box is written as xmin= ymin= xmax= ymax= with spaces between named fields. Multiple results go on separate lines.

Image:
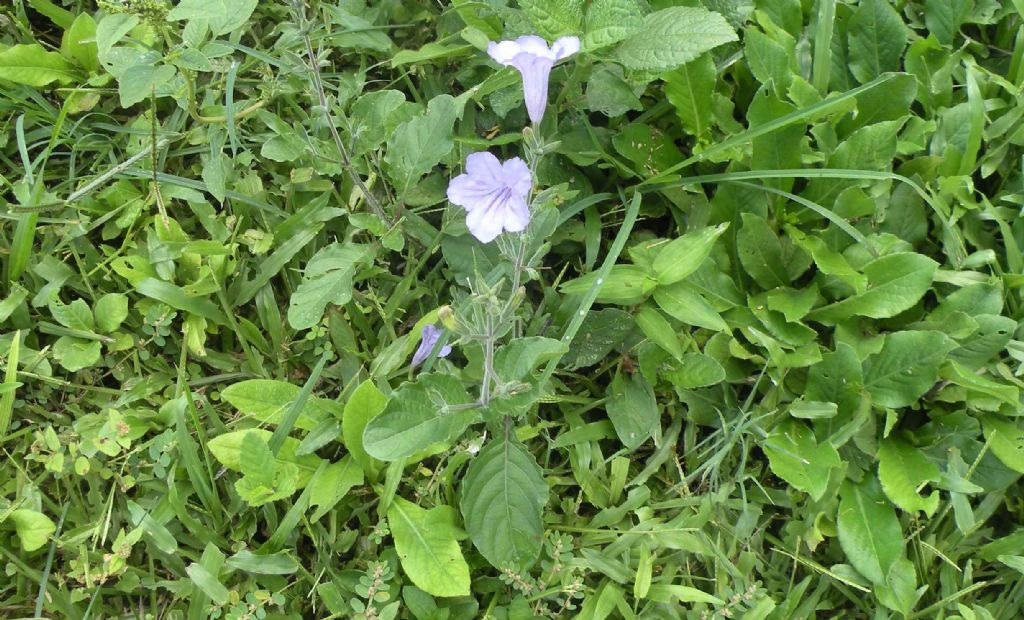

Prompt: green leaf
xmin=763 ymin=419 xmax=841 ymax=501
xmin=94 ymin=293 xmax=129 ymax=333
xmin=460 ymin=435 xmax=548 ymax=571
xmin=847 ymin=0 xmax=907 ymax=83
xmin=363 ymin=375 xmax=476 ymax=462
xmin=808 ymin=253 xmax=937 ymax=323
xmin=878 ymin=435 xmax=940 ymax=516
xmin=287 ymin=243 xmax=373 ymax=330
xmin=308 ymin=457 xmax=364 ymax=522
xmin=186 ymin=563 xmax=230 ymax=606
xmin=239 ymin=431 xmax=276 ymax=487
xmin=518 ymin=0 xmax=584 ymax=40
xmin=615 ymin=7 xmax=738 ymax=71
xmin=663 ymin=53 xmax=716 ymax=140
xmin=586 ymin=65 xmax=643 ymax=117
xmin=863 ymin=331 xmax=953 ymax=409
xmin=982 ymin=415 xmax=1024 ymax=474
xmin=225 ymin=549 xmax=298 ymax=575
xmin=62 ymin=13 xmax=100 ymax=73
xmin=606 ymin=372 xmax=659 ymax=449
xmin=837 ymin=476 xmax=904 ymax=585
xmin=52 ymin=337 xmax=102 ymax=372
xmin=118 ymin=64 xmax=176 ymax=108
xmin=0 ymin=44 xmax=78 ymax=87
xmin=385 ymin=94 xmax=458 ymax=194
xmin=342 ymin=379 xmax=388 ymax=475
xmin=492 ymin=337 xmax=568 ymax=382
xmin=653 ymin=283 xmax=729 ymax=332
xmin=737 ymin=213 xmax=795 ymax=289
xmin=49 ymin=298 xmax=94 ymax=331
xmin=220 ymin=380 xmax=336 ymax=431
xmin=583 ymin=0 xmax=644 ymax=50
xmin=664 ymin=352 xmax=725 ymax=389
xmin=389 ymin=497 xmax=471 ymax=597
xmin=166 ymin=0 xmax=258 ymax=35
xmin=7 ymin=509 xmax=56 ymax=552
xmin=635 ymin=306 xmax=684 ymax=359
xmin=560 ymin=265 xmax=656 ymax=305
xmin=651 ymin=224 xmax=728 ymax=286
xmin=208 ymin=429 xmax=324 ymax=488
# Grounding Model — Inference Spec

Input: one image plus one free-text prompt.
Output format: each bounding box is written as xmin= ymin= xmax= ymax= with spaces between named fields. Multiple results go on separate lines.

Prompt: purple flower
xmin=412 ymin=324 xmax=452 ymax=366
xmin=487 ymin=35 xmax=581 ymax=124
xmin=447 ymin=151 xmax=533 ymax=243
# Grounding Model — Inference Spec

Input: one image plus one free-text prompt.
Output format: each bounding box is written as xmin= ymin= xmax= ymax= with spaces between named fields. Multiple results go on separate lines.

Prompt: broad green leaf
xmin=49 ymin=298 xmax=94 ymax=331
xmin=808 ymin=253 xmax=937 ymax=323
xmin=94 ymin=293 xmax=129 ymax=333
xmin=749 ymin=90 xmax=803 ymax=192
xmin=385 ymin=95 xmax=458 ymax=194
xmin=847 ymin=0 xmax=907 ymax=83
xmin=460 ymin=435 xmax=548 ymax=571
xmin=287 ymin=243 xmax=373 ymax=330
xmin=518 ymin=0 xmax=584 ymax=39
xmin=362 ymin=374 xmax=476 ymax=462
xmin=225 ymin=549 xmax=298 ymax=574
xmin=744 ymin=27 xmax=796 ymax=92
xmin=982 ymin=415 xmax=1024 ymax=474
xmin=924 ymin=0 xmax=971 ymax=45
xmin=653 ymin=283 xmax=729 ymax=332
xmin=167 ymin=0 xmax=258 ymax=35
xmin=493 ymin=337 xmax=568 ymax=382
xmin=737 ymin=213 xmax=798 ymax=289
xmin=583 ymin=0 xmax=644 ymax=50
xmin=763 ymin=419 xmax=841 ymax=501
xmin=220 ymin=380 xmax=337 ymax=431
xmin=0 ymin=44 xmax=78 ymax=86
xmin=862 ymin=331 xmax=953 ymax=409
xmin=663 ymin=54 xmax=716 ymax=140
xmin=208 ymin=429 xmax=324 ymax=488
xmin=118 ymin=64 xmax=176 ymax=108
xmin=805 ymin=343 xmax=863 ymax=416
xmin=186 ymin=563 xmax=230 ymax=605
xmin=837 ymin=476 xmax=904 ymax=585
xmin=635 ymin=307 xmax=684 ymax=359
xmin=239 ymin=431 xmax=276 ymax=488
xmin=615 ymin=7 xmax=738 ymax=71
xmin=561 ymin=308 xmax=637 ymax=370
xmin=308 ymin=457 xmax=364 ymax=522
xmin=342 ymin=379 xmax=388 ymax=475
xmin=586 ymin=65 xmax=643 ymax=117
xmin=651 ymin=224 xmax=728 ymax=286
xmin=878 ymin=435 xmax=940 ymax=516
xmin=7 ymin=509 xmax=56 ymax=552
xmin=606 ymin=372 xmax=659 ymax=449
xmin=62 ymin=13 xmax=100 ymax=73
xmin=560 ymin=265 xmax=656 ymax=305
xmin=389 ymin=497 xmax=471 ymax=597
xmin=52 ymin=337 xmax=102 ymax=372
xmin=950 ymin=314 xmax=1016 ymax=370
xmin=664 ymin=352 xmax=725 ymax=389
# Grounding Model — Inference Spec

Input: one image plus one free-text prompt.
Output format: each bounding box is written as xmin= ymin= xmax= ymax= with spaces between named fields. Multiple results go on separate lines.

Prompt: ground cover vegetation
xmin=2 ymin=0 xmax=1024 ymax=618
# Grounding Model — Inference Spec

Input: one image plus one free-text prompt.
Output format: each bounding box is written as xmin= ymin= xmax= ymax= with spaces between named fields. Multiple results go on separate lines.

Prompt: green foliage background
xmin=2 ymin=0 xmax=1024 ymax=618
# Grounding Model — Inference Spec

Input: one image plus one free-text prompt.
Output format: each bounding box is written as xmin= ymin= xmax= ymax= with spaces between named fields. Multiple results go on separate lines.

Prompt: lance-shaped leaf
xmin=460 ymin=435 xmax=549 ymax=571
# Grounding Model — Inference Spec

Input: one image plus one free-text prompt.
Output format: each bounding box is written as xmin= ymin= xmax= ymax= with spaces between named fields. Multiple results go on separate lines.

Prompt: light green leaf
xmin=651 ymin=224 xmax=728 ymax=286
xmin=208 ymin=429 xmax=324 ymax=488
xmin=287 ymin=243 xmax=373 ymax=330
xmin=220 ymin=380 xmax=336 ymax=431
xmin=385 ymin=95 xmax=458 ymax=194
xmin=644 ymin=584 xmax=723 ymax=605
xmin=239 ymin=431 xmax=276 ymax=488
xmin=0 ymin=44 xmax=78 ymax=87
xmin=664 ymin=352 xmax=725 ymax=389
xmin=837 ymin=476 xmax=904 ymax=586
xmin=389 ymin=497 xmax=471 ymax=597
xmin=808 ymin=253 xmax=937 ymax=323
xmin=583 ymin=0 xmax=644 ymax=50
xmin=49 ymin=298 xmax=94 ymax=331
xmin=653 ymin=283 xmax=729 ymax=332
xmin=847 ymin=0 xmax=907 ymax=84
xmin=363 ymin=374 xmax=476 ymax=462
xmin=186 ymin=563 xmax=230 ymax=606
xmin=982 ymin=415 xmax=1024 ymax=474
xmin=560 ymin=265 xmax=657 ymax=305
xmin=52 ymin=337 xmax=102 ymax=372
xmin=863 ymin=331 xmax=953 ymax=409
xmin=94 ymin=293 xmax=129 ymax=333
xmin=764 ymin=419 xmax=841 ymax=501
xmin=586 ymin=65 xmax=643 ymax=117
xmin=615 ymin=7 xmax=737 ymax=72
xmin=7 ymin=509 xmax=56 ymax=552
xmin=118 ymin=63 xmax=176 ymax=108
xmin=635 ymin=306 xmax=684 ymax=359
xmin=606 ymin=372 xmax=659 ymax=449
xmin=492 ymin=337 xmax=568 ymax=383
xmin=518 ymin=0 xmax=584 ymax=40
xmin=663 ymin=54 xmax=716 ymax=140
xmin=167 ymin=0 xmax=258 ymax=35
xmin=308 ymin=457 xmax=364 ymax=522
xmin=460 ymin=435 xmax=548 ymax=571
xmin=878 ymin=435 xmax=940 ymax=516
xmin=62 ymin=13 xmax=100 ymax=73
xmin=342 ymin=379 xmax=388 ymax=476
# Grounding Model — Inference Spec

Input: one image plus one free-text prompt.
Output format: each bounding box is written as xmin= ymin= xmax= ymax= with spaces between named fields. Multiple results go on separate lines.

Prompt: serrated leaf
xmin=583 ymin=0 xmax=644 ymax=50
xmin=878 ymin=435 xmax=940 ymax=516
xmin=837 ymin=476 xmax=904 ymax=586
xmin=847 ymin=0 xmax=907 ymax=84
xmin=764 ymin=420 xmax=841 ymax=501
xmin=385 ymin=94 xmax=458 ymax=194
xmin=615 ymin=7 xmax=737 ymax=72
xmin=460 ymin=435 xmax=548 ymax=571
xmin=519 ymin=0 xmax=584 ymax=40
xmin=808 ymin=253 xmax=937 ymax=323
xmin=863 ymin=331 xmax=953 ymax=409
xmin=287 ymin=243 xmax=373 ymax=330
xmin=389 ymin=497 xmax=471 ymax=597
xmin=0 ymin=44 xmax=78 ymax=87
xmin=362 ymin=374 xmax=476 ymax=461
xmin=663 ymin=54 xmax=716 ymax=140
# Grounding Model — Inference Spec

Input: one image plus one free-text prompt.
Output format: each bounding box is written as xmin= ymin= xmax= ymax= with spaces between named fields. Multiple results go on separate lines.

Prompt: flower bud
xmin=438 ymin=305 xmax=456 ymax=330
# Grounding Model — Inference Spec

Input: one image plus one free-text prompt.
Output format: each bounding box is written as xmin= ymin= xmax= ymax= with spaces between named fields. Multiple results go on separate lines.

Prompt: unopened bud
xmin=438 ymin=305 xmax=456 ymax=330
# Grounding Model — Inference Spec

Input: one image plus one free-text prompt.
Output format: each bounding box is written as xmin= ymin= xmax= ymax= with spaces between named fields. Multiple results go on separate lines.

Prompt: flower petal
xmin=411 ymin=324 xmax=441 ymax=366
xmin=514 ymin=35 xmax=555 ymax=59
xmin=465 ymin=151 xmax=503 ymax=183
xmin=552 ymin=36 xmax=581 ymax=60
xmin=515 ymin=55 xmax=554 ymax=124
xmin=501 ymin=157 xmax=533 ymax=197
xmin=447 ymin=174 xmax=498 ymax=209
xmin=466 ymin=203 xmax=505 ymax=243
xmin=487 ymin=40 xmax=523 ymax=66
xmin=500 ymin=194 xmax=530 ymax=233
